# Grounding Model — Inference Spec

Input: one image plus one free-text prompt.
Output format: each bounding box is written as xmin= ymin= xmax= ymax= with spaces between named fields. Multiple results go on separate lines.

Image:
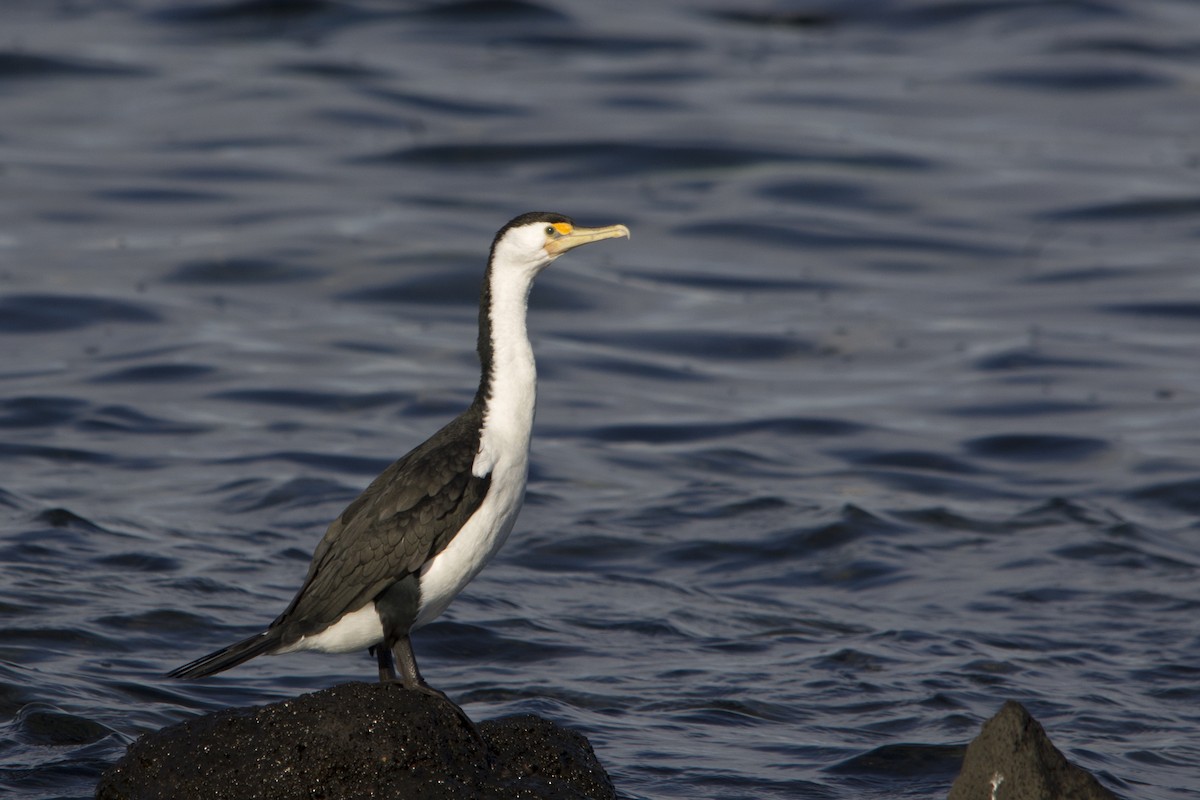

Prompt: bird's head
xmin=490 ymin=212 xmax=630 ymax=277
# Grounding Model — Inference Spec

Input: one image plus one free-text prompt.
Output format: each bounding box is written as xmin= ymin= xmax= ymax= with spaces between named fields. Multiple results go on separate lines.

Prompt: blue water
xmin=2 ymin=1 xmax=1200 ymax=798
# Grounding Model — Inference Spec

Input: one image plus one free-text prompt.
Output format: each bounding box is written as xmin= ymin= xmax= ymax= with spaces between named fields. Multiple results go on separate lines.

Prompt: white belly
xmin=413 ymin=457 xmax=527 ymax=629
xmin=276 ymin=603 xmax=384 ymax=655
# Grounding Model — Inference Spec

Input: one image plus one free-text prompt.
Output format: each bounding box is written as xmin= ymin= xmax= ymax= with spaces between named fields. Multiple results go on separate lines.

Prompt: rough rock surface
xmin=95 ymin=682 xmax=617 ymax=800
xmin=947 ymin=701 xmax=1119 ymax=800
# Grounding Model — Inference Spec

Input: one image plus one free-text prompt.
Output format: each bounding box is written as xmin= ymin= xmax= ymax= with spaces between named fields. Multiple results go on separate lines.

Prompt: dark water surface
xmin=3 ymin=1 xmax=1200 ymax=798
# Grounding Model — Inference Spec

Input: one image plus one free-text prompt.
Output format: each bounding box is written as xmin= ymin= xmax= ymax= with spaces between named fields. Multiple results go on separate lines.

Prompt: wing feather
xmin=272 ymin=405 xmax=490 ymax=641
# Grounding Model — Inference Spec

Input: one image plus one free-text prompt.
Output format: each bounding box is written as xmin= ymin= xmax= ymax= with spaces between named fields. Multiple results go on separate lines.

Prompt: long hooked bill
xmin=546 ymin=223 xmax=630 ymax=255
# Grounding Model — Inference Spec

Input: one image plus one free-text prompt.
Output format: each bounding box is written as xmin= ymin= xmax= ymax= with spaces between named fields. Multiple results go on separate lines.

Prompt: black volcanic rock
xmin=96 ymin=682 xmax=616 ymax=800
xmin=947 ymin=701 xmax=1118 ymax=800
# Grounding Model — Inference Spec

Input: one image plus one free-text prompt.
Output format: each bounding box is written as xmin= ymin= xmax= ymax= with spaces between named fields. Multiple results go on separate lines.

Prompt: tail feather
xmin=167 ymin=628 xmax=285 ymax=679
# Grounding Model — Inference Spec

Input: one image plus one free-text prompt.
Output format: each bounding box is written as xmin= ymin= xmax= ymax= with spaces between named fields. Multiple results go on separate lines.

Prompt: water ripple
xmin=90 ymin=364 xmax=216 ymax=384
xmin=579 ymin=416 xmax=865 ymax=444
xmin=0 ymin=52 xmax=149 ymax=81
xmin=0 ymin=397 xmax=87 ymax=428
xmin=207 ymin=388 xmax=408 ymax=412
xmin=1102 ymin=302 xmax=1200 ymax=321
xmin=1041 ymin=195 xmax=1200 ymax=222
xmin=365 ymin=141 xmax=804 ymax=177
xmin=963 ymin=434 xmax=1109 ymax=463
xmin=165 ymin=256 xmax=326 ymax=284
xmin=982 ymin=66 xmax=1171 ymax=92
xmin=0 ymin=295 xmax=159 ymax=334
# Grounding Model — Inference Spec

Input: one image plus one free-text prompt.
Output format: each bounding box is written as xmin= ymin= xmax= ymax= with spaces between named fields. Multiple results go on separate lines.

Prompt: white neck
xmin=473 ymin=265 xmax=538 ymax=477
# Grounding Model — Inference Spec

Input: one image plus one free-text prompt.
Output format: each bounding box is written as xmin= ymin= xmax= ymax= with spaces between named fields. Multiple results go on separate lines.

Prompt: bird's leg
xmin=390 ymin=635 xmax=425 ymax=689
xmin=390 ymin=635 xmax=484 ymax=744
xmin=371 ymin=644 xmax=397 ymax=682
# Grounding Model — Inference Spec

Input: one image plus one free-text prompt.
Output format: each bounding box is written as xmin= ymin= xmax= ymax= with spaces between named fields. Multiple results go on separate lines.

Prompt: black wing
xmin=272 ymin=404 xmax=491 ymax=642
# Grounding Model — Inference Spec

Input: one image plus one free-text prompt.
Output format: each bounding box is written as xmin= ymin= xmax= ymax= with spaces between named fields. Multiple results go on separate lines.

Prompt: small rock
xmin=95 ymin=682 xmax=616 ymax=800
xmin=947 ymin=700 xmax=1118 ymax=800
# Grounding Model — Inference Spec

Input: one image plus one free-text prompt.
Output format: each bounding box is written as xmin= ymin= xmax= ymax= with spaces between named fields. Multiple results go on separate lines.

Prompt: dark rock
xmin=95 ymin=682 xmax=617 ymax=800
xmin=947 ymin=701 xmax=1118 ymax=800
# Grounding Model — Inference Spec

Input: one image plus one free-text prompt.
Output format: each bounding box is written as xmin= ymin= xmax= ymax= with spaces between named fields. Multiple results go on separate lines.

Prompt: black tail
xmin=167 ymin=628 xmax=285 ymax=679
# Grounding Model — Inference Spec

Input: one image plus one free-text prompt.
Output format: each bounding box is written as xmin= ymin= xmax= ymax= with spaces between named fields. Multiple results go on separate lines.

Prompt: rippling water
xmin=3 ymin=1 xmax=1200 ymax=798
